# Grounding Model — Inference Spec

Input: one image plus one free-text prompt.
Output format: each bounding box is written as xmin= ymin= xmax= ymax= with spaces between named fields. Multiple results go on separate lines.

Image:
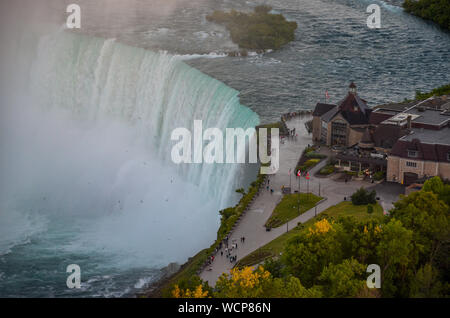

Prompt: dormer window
xmin=408 ymin=150 xmax=418 ymax=158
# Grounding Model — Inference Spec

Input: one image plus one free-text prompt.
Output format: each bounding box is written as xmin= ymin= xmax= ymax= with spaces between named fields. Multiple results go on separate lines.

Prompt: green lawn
xmin=265 ymin=193 xmax=322 ymax=228
xmin=318 ymin=201 xmax=383 ymax=223
xmin=238 ymin=201 xmax=384 ymax=267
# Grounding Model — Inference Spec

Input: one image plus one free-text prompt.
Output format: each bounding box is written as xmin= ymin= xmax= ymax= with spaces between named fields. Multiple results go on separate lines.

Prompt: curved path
xmin=200 ymin=116 xmax=394 ymax=286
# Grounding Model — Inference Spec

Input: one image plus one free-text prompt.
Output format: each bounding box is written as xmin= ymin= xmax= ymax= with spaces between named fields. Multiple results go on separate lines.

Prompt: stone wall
xmin=387 ymin=155 xmax=450 ymax=183
xmin=312 ymin=116 xmax=321 ymax=142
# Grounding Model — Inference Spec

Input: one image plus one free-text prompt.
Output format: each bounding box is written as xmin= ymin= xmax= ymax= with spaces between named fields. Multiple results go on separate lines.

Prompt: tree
xmin=262 ymin=258 xmax=285 ymax=278
xmin=390 ymin=190 xmax=449 ymax=265
xmin=169 ymin=275 xmax=212 ymax=298
xmin=423 ymin=176 xmax=445 ymax=194
xmin=403 ymin=0 xmax=450 ymax=30
xmin=410 ymin=263 xmax=444 ymax=298
xmin=423 ymin=176 xmax=450 ymax=206
xmin=206 ymin=7 xmax=297 ymax=50
xmin=214 ymin=266 xmax=320 ymax=298
xmin=318 ymin=258 xmax=366 ymax=297
xmin=282 ymin=219 xmax=344 ymax=287
xmin=172 ymin=284 xmax=210 ymax=298
xmin=278 ymin=276 xmax=322 ymax=298
xmin=348 ymin=219 xmax=383 ymax=265
xmin=376 ymin=219 xmax=413 ymax=297
xmin=351 ymin=187 xmax=376 ymax=205
xmin=214 ymin=266 xmax=274 ymax=298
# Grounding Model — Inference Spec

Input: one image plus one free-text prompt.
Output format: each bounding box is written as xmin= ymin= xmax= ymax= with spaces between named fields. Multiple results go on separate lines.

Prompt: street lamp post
xmin=289 ymin=172 xmax=292 ymax=191
xmin=297 ymin=174 xmax=300 ymax=217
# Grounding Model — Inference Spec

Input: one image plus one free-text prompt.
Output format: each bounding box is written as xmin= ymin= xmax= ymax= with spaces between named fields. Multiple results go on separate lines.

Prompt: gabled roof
xmin=338 ymin=93 xmax=370 ymax=115
xmin=321 ymin=107 xmax=340 ymax=123
xmin=313 ymin=103 xmax=336 ymax=117
xmin=340 ymin=109 xmax=372 ymax=125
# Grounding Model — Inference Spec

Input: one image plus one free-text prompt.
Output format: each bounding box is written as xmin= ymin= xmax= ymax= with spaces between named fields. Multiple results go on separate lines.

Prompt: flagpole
xmin=289 ymin=171 xmax=292 ymax=190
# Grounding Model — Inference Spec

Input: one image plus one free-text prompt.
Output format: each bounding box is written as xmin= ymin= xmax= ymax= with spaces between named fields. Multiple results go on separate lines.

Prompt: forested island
xmin=206 ymin=5 xmax=298 ymax=51
xmin=403 ymin=0 xmax=450 ymax=30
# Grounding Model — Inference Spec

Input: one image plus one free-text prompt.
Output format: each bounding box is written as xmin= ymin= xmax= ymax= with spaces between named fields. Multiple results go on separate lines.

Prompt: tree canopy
xmin=169 ymin=177 xmax=450 ymax=298
xmin=206 ymin=6 xmax=298 ymax=50
xmin=403 ymin=0 xmax=450 ymax=30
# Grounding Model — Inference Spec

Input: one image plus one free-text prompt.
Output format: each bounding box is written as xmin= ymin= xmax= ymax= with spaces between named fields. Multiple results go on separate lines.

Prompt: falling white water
xmin=0 ymin=29 xmax=259 ymax=296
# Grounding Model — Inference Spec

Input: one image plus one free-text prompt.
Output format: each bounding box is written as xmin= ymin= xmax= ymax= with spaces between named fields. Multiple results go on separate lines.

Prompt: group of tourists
xmin=289 ymin=127 xmax=296 ymax=138
xmin=207 ymin=234 xmax=248 ymax=269
xmin=281 ymin=110 xmax=311 ymax=122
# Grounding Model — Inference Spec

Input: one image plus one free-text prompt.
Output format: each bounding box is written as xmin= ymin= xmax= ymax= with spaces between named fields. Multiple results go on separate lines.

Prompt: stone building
xmin=312 ymin=83 xmax=450 ymax=184
xmin=387 ymin=126 xmax=450 ymax=185
xmin=312 ymin=82 xmax=372 ymax=147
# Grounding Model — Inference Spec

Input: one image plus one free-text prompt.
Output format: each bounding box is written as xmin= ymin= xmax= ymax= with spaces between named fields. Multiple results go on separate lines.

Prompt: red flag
xmin=325 ymin=90 xmax=329 ymax=99
xmin=297 ymin=170 xmax=301 ymax=177
xmin=305 ymin=172 xmax=310 ymax=180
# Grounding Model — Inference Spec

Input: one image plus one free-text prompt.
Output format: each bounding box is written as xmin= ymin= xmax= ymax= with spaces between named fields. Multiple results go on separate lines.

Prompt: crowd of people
xmin=280 ymin=110 xmax=311 ymax=122
xmin=207 ymin=235 xmax=247 ymax=270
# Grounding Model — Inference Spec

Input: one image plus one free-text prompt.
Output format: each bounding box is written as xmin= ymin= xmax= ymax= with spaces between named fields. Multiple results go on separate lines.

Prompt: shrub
xmin=305 ymin=159 xmax=320 ymax=167
xmin=373 ymin=171 xmax=385 ymax=181
xmin=305 ymin=152 xmax=327 ymax=159
xmin=351 ymin=187 xmax=377 ymax=206
xmin=367 ymin=204 xmax=374 ymax=214
xmin=319 ymin=165 xmax=334 ymax=175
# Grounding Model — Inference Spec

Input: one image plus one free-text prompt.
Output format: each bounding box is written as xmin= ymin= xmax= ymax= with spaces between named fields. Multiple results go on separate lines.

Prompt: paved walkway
xmin=200 ymin=116 xmax=398 ymax=286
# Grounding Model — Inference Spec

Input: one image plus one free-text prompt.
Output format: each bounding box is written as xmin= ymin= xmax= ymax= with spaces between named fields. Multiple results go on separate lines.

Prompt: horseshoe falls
xmin=0 ymin=30 xmax=259 ymax=297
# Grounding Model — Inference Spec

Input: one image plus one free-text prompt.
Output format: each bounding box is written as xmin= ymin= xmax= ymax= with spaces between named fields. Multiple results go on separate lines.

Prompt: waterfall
xmin=0 ymin=29 xmax=259 ymax=296
xmin=28 ymin=30 xmax=260 ymax=205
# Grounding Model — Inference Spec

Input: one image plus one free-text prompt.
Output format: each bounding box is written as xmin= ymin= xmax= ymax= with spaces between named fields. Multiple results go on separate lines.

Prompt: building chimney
xmin=407 ymin=115 xmax=412 ymax=129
